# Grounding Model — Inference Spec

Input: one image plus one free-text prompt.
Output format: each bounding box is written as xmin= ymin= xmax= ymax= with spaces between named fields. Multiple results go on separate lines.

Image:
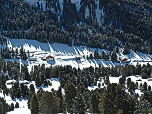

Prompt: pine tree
xmin=99 ymin=83 xmax=136 ymax=113
xmin=30 ymin=93 xmax=39 ymax=114
xmin=27 ymin=92 xmax=32 ymax=109
xmin=119 ymin=77 xmax=125 ymax=85
xmin=98 ymin=83 xmax=117 ymax=113
xmin=116 ymin=46 xmax=119 ymax=53
xmin=148 ymin=85 xmax=151 ymax=91
xmin=10 ymin=103 xmax=14 ymax=111
xmin=105 ymin=75 xmax=110 ymax=85
xmin=89 ymin=94 xmax=100 ymax=113
xmin=111 ymin=51 xmax=117 ymax=62
xmin=64 ymin=83 xmax=76 ymax=113
xmin=94 ymin=48 xmax=99 ymax=59
xmin=39 ymin=91 xmax=59 ymax=114
xmin=142 ymin=82 xmax=147 ymax=92
xmin=30 ymin=84 xmax=35 ymax=93
xmin=127 ymin=78 xmax=131 ymax=88
xmin=11 ymin=88 xmax=16 ymax=100
xmin=15 ymin=102 xmax=19 ymax=108
xmin=56 ymin=87 xmax=65 ymax=113
xmin=128 ymin=82 xmax=135 ymax=94
xmin=23 ymin=65 xmax=30 ymax=81
xmin=73 ymin=92 xmax=86 ymax=113
xmin=35 ymin=76 xmax=41 ymax=87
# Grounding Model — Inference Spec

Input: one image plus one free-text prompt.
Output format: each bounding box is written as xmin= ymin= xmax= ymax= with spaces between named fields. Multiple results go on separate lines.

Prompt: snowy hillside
xmin=6 ymin=38 xmax=152 ymax=72
xmin=3 ymin=38 xmax=152 ymax=114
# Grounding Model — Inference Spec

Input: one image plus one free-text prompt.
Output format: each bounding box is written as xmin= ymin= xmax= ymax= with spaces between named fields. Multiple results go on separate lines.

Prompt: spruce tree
xmin=89 ymin=94 xmax=99 ymax=113
xmin=30 ymin=84 xmax=35 ymax=93
xmin=30 ymin=93 xmax=39 ymax=114
xmin=15 ymin=102 xmax=19 ymax=108
xmin=64 ymin=83 xmax=76 ymax=113
xmin=73 ymin=92 xmax=86 ymax=113
xmin=56 ymin=86 xmax=65 ymax=113
xmin=39 ymin=91 xmax=59 ymax=114
xmin=10 ymin=103 xmax=14 ymax=111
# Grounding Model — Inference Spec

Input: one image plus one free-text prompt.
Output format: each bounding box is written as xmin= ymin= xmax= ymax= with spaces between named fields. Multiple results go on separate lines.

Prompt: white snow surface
xmin=6 ymin=38 xmax=152 ymax=72
xmin=7 ymin=107 xmax=31 ymax=114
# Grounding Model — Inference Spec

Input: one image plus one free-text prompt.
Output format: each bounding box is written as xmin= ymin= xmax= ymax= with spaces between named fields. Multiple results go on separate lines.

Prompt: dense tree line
xmin=1 ymin=0 xmax=152 ymax=54
xmin=0 ymin=47 xmax=28 ymax=60
xmin=86 ymin=48 xmax=118 ymax=62
xmin=1 ymin=56 xmax=152 ymax=113
xmin=27 ymin=83 xmax=152 ymax=113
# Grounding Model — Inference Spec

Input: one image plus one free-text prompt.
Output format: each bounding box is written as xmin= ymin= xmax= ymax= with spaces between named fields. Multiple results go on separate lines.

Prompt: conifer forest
xmin=1 ymin=0 xmax=152 ymax=113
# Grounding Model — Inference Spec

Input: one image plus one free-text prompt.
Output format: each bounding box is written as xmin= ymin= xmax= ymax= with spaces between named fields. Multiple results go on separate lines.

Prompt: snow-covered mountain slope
xmin=7 ymin=38 xmax=152 ymax=72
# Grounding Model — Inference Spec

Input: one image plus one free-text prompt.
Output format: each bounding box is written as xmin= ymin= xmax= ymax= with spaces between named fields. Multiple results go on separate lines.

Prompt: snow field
xmin=6 ymin=38 xmax=152 ymax=72
xmin=7 ymin=107 xmax=31 ymax=114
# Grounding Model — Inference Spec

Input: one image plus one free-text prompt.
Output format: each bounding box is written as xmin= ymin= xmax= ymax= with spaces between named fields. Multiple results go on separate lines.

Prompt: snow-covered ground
xmin=4 ymin=74 xmax=150 ymax=114
xmin=4 ymin=38 xmax=152 ymax=113
xmin=0 ymin=91 xmax=31 ymax=114
xmin=6 ymin=38 xmax=152 ymax=73
xmin=3 ymin=78 xmax=61 ymax=114
xmin=7 ymin=107 xmax=31 ymax=114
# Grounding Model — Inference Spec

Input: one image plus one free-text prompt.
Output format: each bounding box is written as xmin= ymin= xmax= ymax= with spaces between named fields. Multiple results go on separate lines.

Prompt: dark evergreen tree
xmin=30 ymin=84 xmax=35 ymax=93
xmin=98 ymin=83 xmax=136 ymax=113
xmin=116 ymin=46 xmax=119 ymax=53
xmin=10 ymin=103 xmax=14 ymax=111
xmin=64 ymin=83 xmax=76 ymax=113
xmin=128 ymin=82 xmax=135 ymax=94
xmin=119 ymin=77 xmax=125 ymax=85
xmin=56 ymin=86 xmax=65 ymax=113
xmin=89 ymin=94 xmax=100 ymax=113
xmin=30 ymin=94 xmax=39 ymax=114
xmin=39 ymin=91 xmax=59 ymax=114
xmin=94 ymin=48 xmax=99 ymax=59
xmin=142 ymin=82 xmax=148 ymax=92
xmin=73 ymin=92 xmax=86 ymax=113
xmin=127 ymin=78 xmax=131 ymax=88
xmin=15 ymin=102 xmax=19 ymax=108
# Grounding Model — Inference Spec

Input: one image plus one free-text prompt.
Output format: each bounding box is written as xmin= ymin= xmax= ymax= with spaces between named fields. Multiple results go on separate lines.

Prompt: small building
xmin=41 ymin=55 xmax=54 ymax=61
